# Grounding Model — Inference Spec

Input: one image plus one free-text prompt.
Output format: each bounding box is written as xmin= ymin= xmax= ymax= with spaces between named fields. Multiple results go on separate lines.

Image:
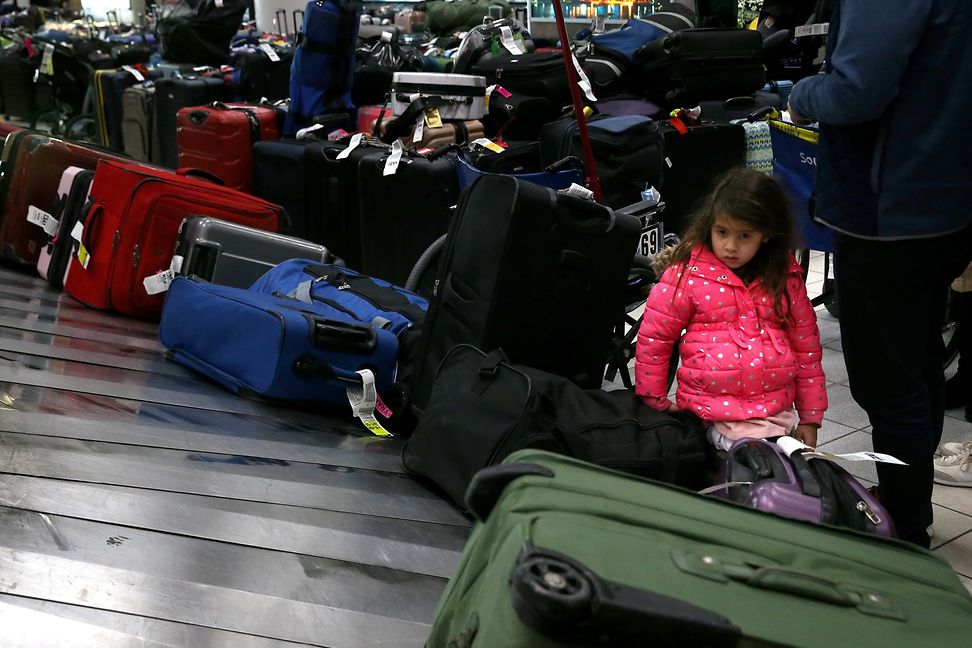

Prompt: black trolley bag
xmin=355 ymin=145 xmax=459 ymax=287
xmin=154 ymin=75 xmax=228 ymax=168
xmin=635 ymin=27 xmax=766 ymax=108
xmin=426 ymin=449 xmax=972 ymax=647
xmin=408 ymin=174 xmax=640 ymax=413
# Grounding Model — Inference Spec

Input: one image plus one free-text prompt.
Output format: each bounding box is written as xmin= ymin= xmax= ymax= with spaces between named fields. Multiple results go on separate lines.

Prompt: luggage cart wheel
xmin=510 ymin=550 xmax=594 ymax=633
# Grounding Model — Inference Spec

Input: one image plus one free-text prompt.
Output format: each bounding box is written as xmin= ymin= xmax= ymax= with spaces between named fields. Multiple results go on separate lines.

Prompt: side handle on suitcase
xmin=176 ymin=167 xmax=225 ymax=186
xmin=307 ymin=317 xmax=378 ymax=354
xmin=512 ymin=546 xmax=742 ymax=647
xmin=548 ymin=190 xmax=617 ymax=234
xmin=465 ymin=462 xmax=555 ymax=521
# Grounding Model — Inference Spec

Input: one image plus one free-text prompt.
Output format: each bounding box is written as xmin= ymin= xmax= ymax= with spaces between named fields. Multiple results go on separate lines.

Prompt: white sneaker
xmin=938 ymin=441 xmax=972 ymax=457
xmin=933 ymin=452 xmax=972 ymax=488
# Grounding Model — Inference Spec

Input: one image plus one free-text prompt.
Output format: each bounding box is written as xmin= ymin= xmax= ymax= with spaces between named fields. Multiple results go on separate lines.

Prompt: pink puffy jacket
xmin=636 ymin=247 xmax=827 ymax=426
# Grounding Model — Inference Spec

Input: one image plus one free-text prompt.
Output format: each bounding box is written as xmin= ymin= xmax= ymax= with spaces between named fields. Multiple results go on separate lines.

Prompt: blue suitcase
xmin=159 ymin=276 xmax=403 ymax=405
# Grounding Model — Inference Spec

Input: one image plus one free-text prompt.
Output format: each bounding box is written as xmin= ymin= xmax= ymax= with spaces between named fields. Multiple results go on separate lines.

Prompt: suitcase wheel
xmin=510 ymin=548 xmax=594 ymax=631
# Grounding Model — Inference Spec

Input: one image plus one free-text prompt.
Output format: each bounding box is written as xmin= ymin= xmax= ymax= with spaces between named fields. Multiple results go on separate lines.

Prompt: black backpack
xmin=158 ymin=0 xmax=248 ymax=66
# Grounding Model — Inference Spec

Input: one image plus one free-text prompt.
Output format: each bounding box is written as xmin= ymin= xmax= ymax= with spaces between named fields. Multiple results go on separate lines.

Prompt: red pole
xmin=550 ymin=0 xmax=602 ymax=202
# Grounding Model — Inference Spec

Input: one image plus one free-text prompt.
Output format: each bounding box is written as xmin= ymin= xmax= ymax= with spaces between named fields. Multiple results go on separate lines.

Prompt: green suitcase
xmin=427 ymin=450 xmax=972 ymax=647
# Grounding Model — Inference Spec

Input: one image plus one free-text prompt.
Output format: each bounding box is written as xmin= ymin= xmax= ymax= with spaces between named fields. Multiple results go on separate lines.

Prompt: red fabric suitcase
xmin=176 ymin=101 xmax=279 ymax=192
xmin=0 ymin=121 xmax=24 ymax=138
xmin=64 ymin=159 xmax=284 ymax=320
xmin=0 ymin=131 xmax=128 ymax=266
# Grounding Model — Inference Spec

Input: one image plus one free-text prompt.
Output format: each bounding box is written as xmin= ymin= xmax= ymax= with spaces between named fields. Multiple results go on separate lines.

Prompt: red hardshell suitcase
xmin=0 ymin=131 xmax=128 ymax=265
xmin=176 ymin=102 xmax=279 ymax=192
xmin=0 ymin=121 xmax=24 ymax=138
xmin=64 ymin=159 xmax=284 ymax=320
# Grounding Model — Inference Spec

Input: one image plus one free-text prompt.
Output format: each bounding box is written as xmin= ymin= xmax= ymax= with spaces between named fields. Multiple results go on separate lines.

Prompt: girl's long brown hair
xmin=662 ymin=168 xmax=798 ymax=319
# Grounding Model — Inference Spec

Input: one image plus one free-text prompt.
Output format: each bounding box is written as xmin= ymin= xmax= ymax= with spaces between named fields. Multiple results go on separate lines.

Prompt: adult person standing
xmin=787 ymin=0 xmax=972 ymax=547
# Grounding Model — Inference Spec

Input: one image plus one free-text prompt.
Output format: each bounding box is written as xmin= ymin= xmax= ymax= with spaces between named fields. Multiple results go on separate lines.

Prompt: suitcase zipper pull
xmin=856 ymin=501 xmax=882 ymax=525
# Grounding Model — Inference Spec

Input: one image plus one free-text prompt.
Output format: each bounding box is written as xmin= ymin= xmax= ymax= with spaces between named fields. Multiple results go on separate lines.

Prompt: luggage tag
xmin=259 ymin=43 xmax=281 ymax=62
xmin=336 ymin=132 xmax=362 ymax=160
xmin=413 ymin=116 xmax=424 ymax=143
xmin=776 ymin=437 xmax=907 ymax=465
xmin=296 ymin=123 xmax=324 ymax=139
xmin=383 ymin=140 xmax=404 ymax=176
xmin=26 ymin=206 xmax=59 ymax=237
xmin=142 ymin=255 xmax=183 ymax=295
xmin=424 ymin=107 xmax=442 ymax=129
xmin=499 ymin=25 xmax=523 ymax=55
xmin=470 ymin=137 xmax=504 ymax=153
xmin=563 ymin=183 xmax=594 ymax=201
xmin=40 ymin=43 xmax=55 ymax=76
xmin=570 ymin=52 xmax=597 ymax=103
xmin=346 ymin=369 xmax=393 ymax=437
xmin=794 ymin=23 xmax=829 ymax=38
xmin=121 ymin=65 xmax=145 ymax=82
xmin=71 ymin=221 xmax=91 ymax=269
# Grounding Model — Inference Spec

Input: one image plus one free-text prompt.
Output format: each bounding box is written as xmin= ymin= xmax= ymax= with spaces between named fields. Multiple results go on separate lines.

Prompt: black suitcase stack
xmin=154 ymin=76 xmax=228 ymax=168
xmin=409 ymin=174 xmax=641 ymax=413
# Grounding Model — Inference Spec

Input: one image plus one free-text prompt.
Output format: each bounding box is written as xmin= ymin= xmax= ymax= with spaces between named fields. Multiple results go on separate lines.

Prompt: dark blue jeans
xmin=834 ymin=224 xmax=972 ymax=547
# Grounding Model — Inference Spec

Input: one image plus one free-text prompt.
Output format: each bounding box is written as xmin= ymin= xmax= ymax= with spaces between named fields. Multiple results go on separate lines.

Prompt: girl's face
xmin=710 ymin=212 xmax=768 ymax=270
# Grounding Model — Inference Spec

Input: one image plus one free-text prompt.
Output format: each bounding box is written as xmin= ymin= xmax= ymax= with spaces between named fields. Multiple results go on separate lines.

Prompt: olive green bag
xmin=425 ymin=0 xmax=511 ymax=35
xmin=427 ymin=450 xmax=972 ymax=647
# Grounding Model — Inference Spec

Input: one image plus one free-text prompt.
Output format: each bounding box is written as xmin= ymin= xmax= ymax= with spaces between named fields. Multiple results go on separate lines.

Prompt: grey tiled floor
xmin=641 ymin=251 xmax=972 ymax=593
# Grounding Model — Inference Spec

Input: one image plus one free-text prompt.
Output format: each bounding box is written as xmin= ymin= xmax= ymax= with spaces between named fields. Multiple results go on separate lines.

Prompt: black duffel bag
xmin=402 ymin=344 xmax=707 ymax=510
xmin=158 ymin=0 xmax=248 ymax=66
xmin=539 ymin=114 xmax=665 ymax=209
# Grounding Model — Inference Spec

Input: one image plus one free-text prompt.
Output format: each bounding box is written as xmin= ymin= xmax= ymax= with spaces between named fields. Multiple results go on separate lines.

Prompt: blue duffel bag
xmin=160 ymin=263 xmax=427 ymax=406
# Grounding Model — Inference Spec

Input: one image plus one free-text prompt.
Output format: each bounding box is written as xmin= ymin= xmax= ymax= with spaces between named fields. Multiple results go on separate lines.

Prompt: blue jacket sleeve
xmin=789 ymin=0 xmax=932 ymax=126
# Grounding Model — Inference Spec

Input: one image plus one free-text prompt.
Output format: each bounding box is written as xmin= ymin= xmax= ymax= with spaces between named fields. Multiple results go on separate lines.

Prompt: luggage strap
xmin=211 ymin=101 xmax=261 ymax=143
xmin=377 ymin=95 xmax=451 ymax=144
xmin=297 ymin=266 xmax=426 ymax=323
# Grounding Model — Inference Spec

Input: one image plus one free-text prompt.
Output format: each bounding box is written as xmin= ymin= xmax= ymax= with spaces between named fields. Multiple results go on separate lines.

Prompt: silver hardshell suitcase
xmin=175 ymin=217 xmax=336 ymax=289
xmin=390 ymin=72 xmax=488 ymax=120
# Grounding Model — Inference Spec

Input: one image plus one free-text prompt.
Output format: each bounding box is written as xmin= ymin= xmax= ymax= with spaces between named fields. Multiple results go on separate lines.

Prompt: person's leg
xmin=945 ymin=288 xmax=972 ymax=417
xmin=834 ymin=227 xmax=972 ymax=547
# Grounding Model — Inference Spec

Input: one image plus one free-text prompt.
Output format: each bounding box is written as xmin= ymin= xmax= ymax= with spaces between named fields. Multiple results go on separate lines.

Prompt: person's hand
xmin=792 ymin=424 xmax=819 ymax=448
xmin=665 ymin=401 xmax=681 ymax=414
xmin=787 ymin=102 xmax=814 ymax=126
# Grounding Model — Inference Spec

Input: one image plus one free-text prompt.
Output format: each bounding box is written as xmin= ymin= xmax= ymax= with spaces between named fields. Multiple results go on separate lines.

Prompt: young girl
xmin=636 ymin=168 xmax=827 ymax=449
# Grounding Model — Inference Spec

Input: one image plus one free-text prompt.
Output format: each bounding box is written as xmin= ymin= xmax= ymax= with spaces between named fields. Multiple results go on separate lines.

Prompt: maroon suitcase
xmin=64 ymin=159 xmax=284 ymax=320
xmin=176 ymin=101 xmax=279 ymax=192
xmin=0 ymin=131 xmax=129 ymax=266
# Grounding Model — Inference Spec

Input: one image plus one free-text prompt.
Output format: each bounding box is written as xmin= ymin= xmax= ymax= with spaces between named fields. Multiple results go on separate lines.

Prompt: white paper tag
xmin=564 ymin=183 xmax=594 ymax=200
xmin=570 ymin=52 xmax=597 ymax=103
xmin=259 ymin=43 xmax=281 ymax=62
xmin=215 ymin=0 xmax=224 ymax=6
xmin=665 ymin=157 xmax=673 ymax=168
xmin=336 ymin=132 xmax=362 ymax=160
xmin=143 ymin=269 xmax=174 ymax=295
xmin=296 ymin=123 xmax=324 ymax=139
xmin=170 ymin=254 xmax=184 ymax=275
xmin=795 ymin=22 xmax=829 ymax=38
xmin=346 ymin=369 xmax=393 ymax=437
xmin=40 ymin=43 xmax=55 ymax=75
xmin=471 ymin=137 xmax=504 ymax=153
xmin=27 ymin=205 xmax=59 ymax=236
xmin=121 ymin=65 xmax=145 ymax=81
xmin=412 ymin=117 xmax=424 ymax=143
xmin=499 ymin=25 xmax=523 ymax=55
xmin=383 ymin=140 xmax=403 ymax=176
xmin=776 ymin=437 xmax=907 ymax=465
xmin=826 ymin=257 xmax=835 ymax=280
xmin=70 ymin=221 xmax=84 ymax=243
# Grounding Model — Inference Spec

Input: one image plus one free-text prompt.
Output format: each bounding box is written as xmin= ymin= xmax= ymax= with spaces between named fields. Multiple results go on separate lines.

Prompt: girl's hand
xmin=792 ymin=424 xmax=819 ymax=448
xmin=665 ymin=401 xmax=681 ymax=414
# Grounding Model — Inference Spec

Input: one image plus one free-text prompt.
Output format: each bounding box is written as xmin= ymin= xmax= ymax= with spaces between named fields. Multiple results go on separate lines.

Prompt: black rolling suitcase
xmin=409 ymin=174 xmax=640 ymax=413
xmin=356 ymin=146 xmax=459 ymax=286
xmin=658 ymin=117 xmax=747 ymax=236
xmin=636 ymin=28 xmax=765 ymax=108
xmin=94 ymin=68 xmax=146 ymax=151
xmin=230 ymin=45 xmax=293 ymax=102
xmin=252 ymin=138 xmax=315 ymax=240
xmin=0 ymin=53 xmax=44 ymax=120
xmin=154 ymin=76 xmax=227 ymax=168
